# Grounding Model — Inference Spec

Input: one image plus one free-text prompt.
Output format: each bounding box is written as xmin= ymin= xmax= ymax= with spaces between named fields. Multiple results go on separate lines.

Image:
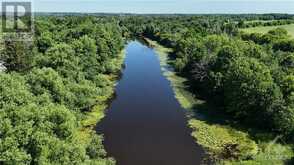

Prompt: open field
xmin=245 ymin=20 xmax=276 ymax=23
xmin=241 ymin=24 xmax=294 ymax=38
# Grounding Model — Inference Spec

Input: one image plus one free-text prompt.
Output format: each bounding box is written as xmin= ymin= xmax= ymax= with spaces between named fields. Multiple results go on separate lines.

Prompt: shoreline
xmin=77 ymin=48 xmax=126 ymax=152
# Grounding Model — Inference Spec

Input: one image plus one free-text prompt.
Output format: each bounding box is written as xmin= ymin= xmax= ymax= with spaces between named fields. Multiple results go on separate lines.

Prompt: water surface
xmin=96 ymin=41 xmax=205 ymax=165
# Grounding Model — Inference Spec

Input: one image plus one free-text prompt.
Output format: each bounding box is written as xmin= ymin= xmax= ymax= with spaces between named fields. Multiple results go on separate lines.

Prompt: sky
xmin=4 ymin=0 xmax=294 ymax=14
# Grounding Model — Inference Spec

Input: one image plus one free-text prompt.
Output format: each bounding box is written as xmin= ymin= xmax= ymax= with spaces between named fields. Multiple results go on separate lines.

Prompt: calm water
xmin=96 ymin=41 xmax=205 ymax=165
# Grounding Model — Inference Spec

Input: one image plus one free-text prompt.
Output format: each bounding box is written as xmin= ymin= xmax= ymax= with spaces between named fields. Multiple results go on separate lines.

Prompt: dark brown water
xmin=96 ymin=41 xmax=205 ymax=165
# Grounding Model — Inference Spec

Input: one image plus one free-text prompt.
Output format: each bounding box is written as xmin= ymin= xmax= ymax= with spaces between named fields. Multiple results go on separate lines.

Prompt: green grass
xmin=241 ymin=24 xmax=294 ymax=38
xmin=146 ymin=38 xmax=294 ymax=165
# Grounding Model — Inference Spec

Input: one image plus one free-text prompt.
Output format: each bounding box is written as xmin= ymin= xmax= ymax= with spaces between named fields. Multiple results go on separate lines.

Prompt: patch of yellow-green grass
xmin=77 ymin=103 xmax=109 ymax=145
xmin=81 ymin=104 xmax=108 ymax=128
xmin=146 ymin=38 xmax=294 ymax=165
xmin=241 ymin=24 xmax=294 ymax=38
xmin=189 ymin=119 xmax=258 ymax=160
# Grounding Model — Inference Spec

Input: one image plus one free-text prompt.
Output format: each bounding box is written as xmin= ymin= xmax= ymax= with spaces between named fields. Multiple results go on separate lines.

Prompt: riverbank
xmin=145 ymin=38 xmax=294 ymax=165
xmin=77 ymin=49 xmax=126 ymax=149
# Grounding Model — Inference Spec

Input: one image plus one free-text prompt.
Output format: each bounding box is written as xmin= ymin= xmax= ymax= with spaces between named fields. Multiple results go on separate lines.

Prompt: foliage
xmin=0 ymin=16 xmax=124 ymax=164
xmin=1 ymin=14 xmax=294 ymax=164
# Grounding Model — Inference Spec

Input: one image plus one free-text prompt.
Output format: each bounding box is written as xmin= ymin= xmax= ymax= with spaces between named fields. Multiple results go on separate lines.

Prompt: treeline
xmin=121 ymin=16 xmax=239 ymax=46
xmin=231 ymin=13 xmax=294 ymax=21
xmin=121 ymin=15 xmax=294 ymax=149
xmin=238 ymin=19 xmax=294 ymax=28
xmin=121 ymin=14 xmax=294 ymax=38
xmin=0 ymin=16 xmax=124 ymax=164
xmin=232 ymin=14 xmax=294 ymax=28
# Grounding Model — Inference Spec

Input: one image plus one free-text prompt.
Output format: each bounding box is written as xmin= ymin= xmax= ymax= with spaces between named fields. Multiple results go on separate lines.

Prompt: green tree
xmin=39 ymin=43 xmax=79 ymax=78
xmin=1 ymin=41 xmax=37 ymax=72
xmin=224 ymin=57 xmax=283 ymax=125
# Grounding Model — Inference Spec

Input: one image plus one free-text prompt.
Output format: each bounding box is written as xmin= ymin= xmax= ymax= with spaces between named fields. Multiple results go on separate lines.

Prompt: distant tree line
xmin=237 ymin=19 xmax=294 ymax=28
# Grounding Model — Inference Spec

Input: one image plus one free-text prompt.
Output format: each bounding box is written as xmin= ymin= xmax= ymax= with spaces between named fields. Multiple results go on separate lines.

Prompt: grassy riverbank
xmin=145 ymin=38 xmax=294 ymax=165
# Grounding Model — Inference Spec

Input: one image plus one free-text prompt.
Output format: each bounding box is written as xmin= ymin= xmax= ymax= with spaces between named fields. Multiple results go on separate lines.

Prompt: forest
xmin=0 ymin=16 xmax=124 ymax=164
xmin=1 ymin=14 xmax=294 ymax=164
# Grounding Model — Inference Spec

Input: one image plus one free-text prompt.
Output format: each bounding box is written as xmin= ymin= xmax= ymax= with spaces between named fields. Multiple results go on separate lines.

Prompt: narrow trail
xmin=96 ymin=41 xmax=205 ymax=165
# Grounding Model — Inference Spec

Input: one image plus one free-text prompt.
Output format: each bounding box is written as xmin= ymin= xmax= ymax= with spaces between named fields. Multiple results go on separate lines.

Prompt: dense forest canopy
xmin=0 ymin=16 xmax=124 ymax=164
xmin=0 ymin=14 xmax=294 ymax=164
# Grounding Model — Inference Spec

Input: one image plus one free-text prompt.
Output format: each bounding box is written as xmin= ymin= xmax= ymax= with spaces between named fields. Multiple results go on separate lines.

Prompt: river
xmin=96 ymin=41 xmax=205 ymax=165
